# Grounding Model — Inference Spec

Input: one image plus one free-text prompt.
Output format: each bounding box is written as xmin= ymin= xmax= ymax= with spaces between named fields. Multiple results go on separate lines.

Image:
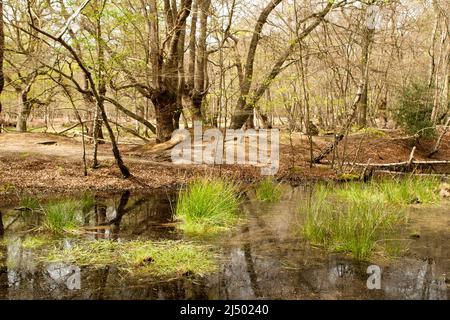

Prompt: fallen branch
xmin=72 ymin=132 xmax=144 ymax=146
xmin=109 ymin=120 xmax=150 ymax=143
xmin=372 ymin=170 xmax=450 ymax=180
xmin=322 ymin=159 xmax=450 ymax=168
xmin=57 ymin=120 xmax=94 ymax=135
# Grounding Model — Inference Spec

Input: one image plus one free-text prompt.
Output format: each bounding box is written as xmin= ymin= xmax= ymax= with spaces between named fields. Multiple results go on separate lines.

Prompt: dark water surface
xmin=0 ymin=186 xmax=448 ymax=300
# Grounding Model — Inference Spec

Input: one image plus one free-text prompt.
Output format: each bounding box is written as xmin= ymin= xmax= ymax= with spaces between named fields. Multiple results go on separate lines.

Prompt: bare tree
xmin=231 ymin=0 xmax=337 ymax=129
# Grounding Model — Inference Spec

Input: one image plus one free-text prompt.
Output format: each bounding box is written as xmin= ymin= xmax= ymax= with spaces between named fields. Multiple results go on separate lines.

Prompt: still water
xmin=0 ymin=186 xmax=448 ymax=300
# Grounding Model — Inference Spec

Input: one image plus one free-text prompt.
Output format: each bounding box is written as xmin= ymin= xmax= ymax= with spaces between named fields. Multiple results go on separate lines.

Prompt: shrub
xmin=393 ymin=82 xmax=436 ymax=138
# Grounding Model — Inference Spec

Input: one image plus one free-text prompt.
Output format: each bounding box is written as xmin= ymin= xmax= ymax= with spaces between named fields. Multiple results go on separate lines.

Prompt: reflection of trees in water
xmin=0 ymin=211 xmax=7 ymax=299
xmin=383 ymin=259 xmax=447 ymax=300
xmin=85 ymin=191 xmax=177 ymax=240
xmin=1 ymin=190 xmax=449 ymax=300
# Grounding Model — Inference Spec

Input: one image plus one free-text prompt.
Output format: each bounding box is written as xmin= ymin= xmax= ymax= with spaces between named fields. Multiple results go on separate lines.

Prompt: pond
xmin=0 ymin=185 xmax=449 ymax=300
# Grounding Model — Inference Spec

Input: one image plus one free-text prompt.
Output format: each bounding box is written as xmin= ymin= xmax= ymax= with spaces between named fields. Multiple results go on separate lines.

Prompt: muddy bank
xmin=0 ymin=131 xmax=449 ymax=195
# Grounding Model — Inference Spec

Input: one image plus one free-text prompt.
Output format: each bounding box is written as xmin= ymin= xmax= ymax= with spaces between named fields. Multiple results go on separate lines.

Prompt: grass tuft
xmin=337 ymin=177 xmax=441 ymax=205
xmin=80 ymin=191 xmax=95 ymax=212
xmin=43 ymin=200 xmax=82 ymax=233
xmin=255 ymin=177 xmax=282 ymax=203
xmin=300 ymin=177 xmax=440 ymax=260
xmin=19 ymin=195 xmax=40 ymax=211
xmin=176 ymin=178 xmax=240 ymax=235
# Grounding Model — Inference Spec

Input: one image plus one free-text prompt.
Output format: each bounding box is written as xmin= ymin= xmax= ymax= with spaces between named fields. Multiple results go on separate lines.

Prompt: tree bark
xmin=16 ymin=85 xmax=33 ymax=132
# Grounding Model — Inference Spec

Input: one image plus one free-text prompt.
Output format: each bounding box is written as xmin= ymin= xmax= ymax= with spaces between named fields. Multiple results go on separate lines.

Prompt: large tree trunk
xmin=152 ymin=89 xmax=178 ymax=143
xmin=185 ymin=0 xmax=210 ymax=123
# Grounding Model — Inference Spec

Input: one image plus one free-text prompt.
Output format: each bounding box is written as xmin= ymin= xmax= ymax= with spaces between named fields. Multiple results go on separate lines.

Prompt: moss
xmin=22 ymin=235 xmax=52 ymax=249
xmin=354 ymin=127 xmax=387 ymax=138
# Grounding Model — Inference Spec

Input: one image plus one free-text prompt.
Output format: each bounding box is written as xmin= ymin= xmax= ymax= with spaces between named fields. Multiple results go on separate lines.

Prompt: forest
xmin=0 ymin=0 xmax=449 ymax=302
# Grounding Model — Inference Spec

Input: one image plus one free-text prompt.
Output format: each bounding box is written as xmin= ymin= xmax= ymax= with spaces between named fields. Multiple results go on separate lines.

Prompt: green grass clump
xmin=336 ymin=177 xmax=441 ymax=205
xmin=44 ymin=240 xmax=217 ymax=277
xmin=176 ymin=178 xmax=240 ymax=235
xmin=44 ymin=200 xmax=82 ymax=233
xmin=80 ymin=191 xmax=95 ymax=212
xmin=301 ymin=177 xmax=440 ymax=260
xmin=255 ymin=177 xmax=282 ymax=203
xmin=19 ymin=195 xmax=40 ymax=211
xmin=302 ymin=189 xmax=405 ymax=260
xmin=377 ymin=177 xmax=440 ymax=205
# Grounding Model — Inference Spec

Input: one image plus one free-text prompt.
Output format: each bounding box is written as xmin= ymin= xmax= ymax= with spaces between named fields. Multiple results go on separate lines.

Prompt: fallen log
xmin=321 ymin=159 xmax=450 ymax=168
xmin=372 ymin=170 xmax=450 ymax=180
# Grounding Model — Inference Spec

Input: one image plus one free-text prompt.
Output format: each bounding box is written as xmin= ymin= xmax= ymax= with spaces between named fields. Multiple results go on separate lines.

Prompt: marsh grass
xmin=176 ymin=178 xmax=240 ymax=235
xmin=18 ymin=193 xmax=96 ymax=233
xmin=43 ymin=240 xmax=217 ymax=277
xmin=80 ymin=191 xmax=95 ymax=212
xmin=255 ymin=178 xmax=282 ymax=203
xmin=19 ymin=195 xmax=41 ymax=211
xmin=44 ymin=200 xmax=82 ymax=233
xmin=377 ymin=177 xmax=440 ymax=205
xmin=302 ymin=194 xmax=405 ymax=260
xmin=336 ymin=177 xmax=441 ymax=205
xmin=300 ymin=177 xmax=439 ymax=260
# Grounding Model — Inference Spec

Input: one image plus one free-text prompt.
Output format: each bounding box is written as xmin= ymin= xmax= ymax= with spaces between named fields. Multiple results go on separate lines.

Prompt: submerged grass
xmin=176 ymin=178 xmax=240 ymax=235
xmin=43 ymin=240 xmax=217 ymax=277
xmin=43 ymin=200 xmax=82 ymax=233
xmin=255 ymin=177 xmax=282 ymax=203
xmin=22 ymin=235 xmax=52 ymax=249
xmin=300 ymin=177 xmax=440 ymax=260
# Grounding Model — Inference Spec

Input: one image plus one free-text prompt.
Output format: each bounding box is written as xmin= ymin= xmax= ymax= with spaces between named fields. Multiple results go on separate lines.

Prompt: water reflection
xmin=0 ymin=187 xmax=448 ymax=300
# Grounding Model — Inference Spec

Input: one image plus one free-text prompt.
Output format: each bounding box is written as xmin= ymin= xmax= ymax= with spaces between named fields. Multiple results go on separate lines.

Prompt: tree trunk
xmin=185 ymin=0 xmax=209 ymax=122
xmin=152 ymin=90 xmax=178 ymax=143
xmin=357 ymin=21 xmax=374 ymax=128
xmin=16 ymin=88 xmax=32 ymax=132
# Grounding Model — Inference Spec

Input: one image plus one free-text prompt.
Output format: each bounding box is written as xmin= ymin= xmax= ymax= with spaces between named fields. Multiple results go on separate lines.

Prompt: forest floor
xmin=0 ymin=129 xmax=449 ymax=196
